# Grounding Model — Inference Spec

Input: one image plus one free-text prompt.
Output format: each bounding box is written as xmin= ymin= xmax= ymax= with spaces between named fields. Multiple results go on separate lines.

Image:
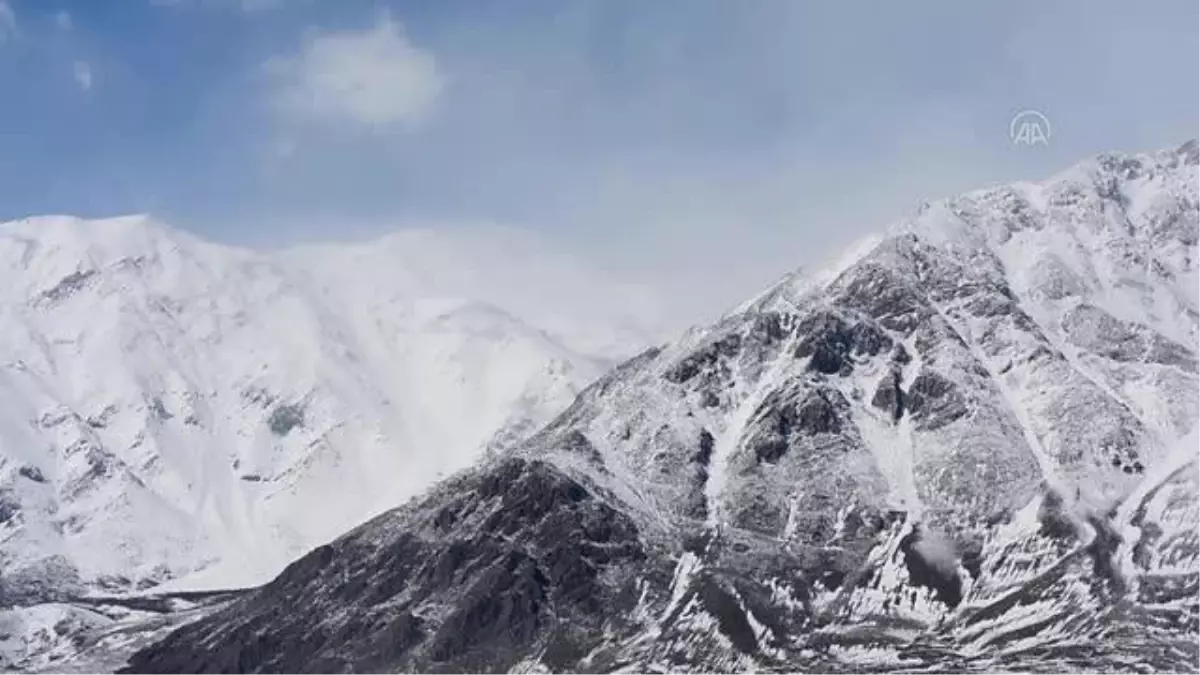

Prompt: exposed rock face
xmin=117 ymin=142 xmax=1200 ymax=673
xmin=123 ymin=459 xmax=655 ymax=674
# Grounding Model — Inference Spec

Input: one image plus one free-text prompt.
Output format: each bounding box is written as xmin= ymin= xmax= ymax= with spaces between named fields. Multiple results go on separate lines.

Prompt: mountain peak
xmin=117 ymin=142 xmax=1197 ymax=672
xmin=2 ymin=213 xmax=171 ymax=245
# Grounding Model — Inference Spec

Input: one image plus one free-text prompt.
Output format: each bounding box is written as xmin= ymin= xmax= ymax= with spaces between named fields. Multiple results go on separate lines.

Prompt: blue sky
xmin=0 ymin=0 xmax=1196 ymax=312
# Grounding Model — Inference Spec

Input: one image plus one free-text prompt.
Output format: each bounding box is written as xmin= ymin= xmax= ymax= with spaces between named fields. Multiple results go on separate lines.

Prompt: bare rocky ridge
xmin=44 ymin=141 xmax=1200 ymax=672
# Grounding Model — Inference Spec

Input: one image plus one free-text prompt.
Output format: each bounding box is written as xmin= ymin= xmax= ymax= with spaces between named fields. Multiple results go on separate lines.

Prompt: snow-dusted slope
xmin=0 ymin=216 xmax=664 ymax=594
xmin=120 ymin=141 xmax=1198 ymax=674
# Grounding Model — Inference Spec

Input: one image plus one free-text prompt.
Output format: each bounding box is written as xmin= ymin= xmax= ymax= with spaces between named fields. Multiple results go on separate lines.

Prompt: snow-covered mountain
xmin=0 ymin=216 xmax=665 ymax=597
xmin=117 ymin=141 xmax=1198 ymax=673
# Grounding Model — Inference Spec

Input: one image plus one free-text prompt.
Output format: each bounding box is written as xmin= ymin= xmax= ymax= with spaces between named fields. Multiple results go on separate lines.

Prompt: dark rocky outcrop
xmin=1037 ymin=489 xmax=1079 ymax=542
xmin=832 ymin=261 xmax=929 ymax=333
xmin=793 ymin=312 xmax=892 ymax=376
xmin=266 ymin=403 xmax=305 ymax=436
xmin=664 ymin=333 xmax=742 ymax=385
xmin=871 ymin=370 xmax=906 ymax=422
xmin=898 ymin=527 xmax=964 ymax=608
xmin=748 ymin=387 xmax=845 ymax=465
xmin=122 ymin=458 xmax=649 ymax=674
xmin=905 ymin=370 xmax=968 ymax=430
xmin=38 ymin=269 xmax=99 ymax=304
xmin=17 ymin=465 xmax=46 ymax=483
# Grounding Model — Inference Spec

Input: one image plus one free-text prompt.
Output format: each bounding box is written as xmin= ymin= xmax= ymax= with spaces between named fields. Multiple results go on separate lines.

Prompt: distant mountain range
xmin=0 ymin=217 xmax=666 ymax=598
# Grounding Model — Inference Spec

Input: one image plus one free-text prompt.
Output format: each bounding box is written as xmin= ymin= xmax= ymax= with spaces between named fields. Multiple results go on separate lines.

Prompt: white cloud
xmin=0 ymin=1 xmax=16 ymax=42
xmin=73 ymin=61 xmax=93 ymax=91
xmin=266 ymin=15 xmax=443 ymax=130
xmin=54 ymin=10 xmax=72 ymax=31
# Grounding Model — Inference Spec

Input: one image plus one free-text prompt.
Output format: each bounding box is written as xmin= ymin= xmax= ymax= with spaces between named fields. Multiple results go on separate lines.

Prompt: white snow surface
xmin=0 ymin=216 xmax=668 ymax=591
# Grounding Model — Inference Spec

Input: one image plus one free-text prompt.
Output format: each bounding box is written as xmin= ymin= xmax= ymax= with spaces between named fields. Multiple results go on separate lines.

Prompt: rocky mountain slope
xmin=0 ymin=216 xmax=664 ymax=598
xmin=118 ymin=141 xmax=1199 ymax=673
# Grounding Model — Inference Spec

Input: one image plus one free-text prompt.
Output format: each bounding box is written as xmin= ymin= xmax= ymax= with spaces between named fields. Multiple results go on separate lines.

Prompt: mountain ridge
xmin=112 ymin=140 xmax=1199 ymax=673
xmin=0 ymin=214 xmax=667 ymax=596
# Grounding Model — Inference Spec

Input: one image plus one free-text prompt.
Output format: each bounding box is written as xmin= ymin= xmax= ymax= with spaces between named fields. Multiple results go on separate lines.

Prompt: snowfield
xmin=0 ymin=217 xmax=667 ymax=593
